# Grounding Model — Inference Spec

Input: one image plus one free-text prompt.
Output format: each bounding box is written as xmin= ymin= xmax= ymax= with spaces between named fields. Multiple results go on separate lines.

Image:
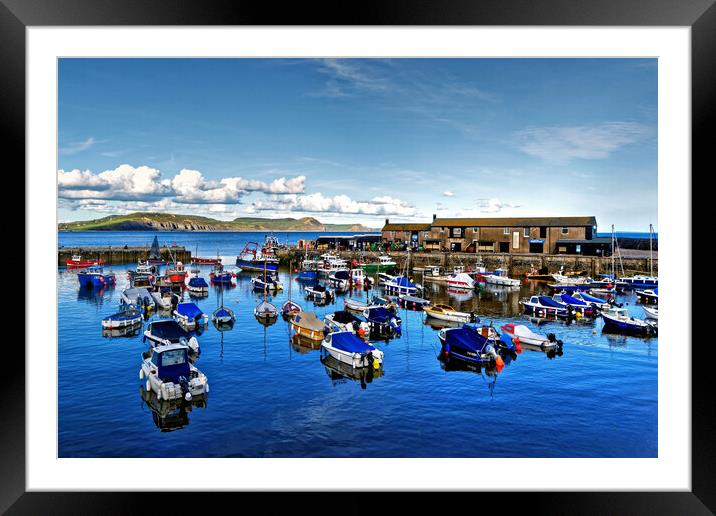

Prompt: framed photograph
xmin=7 ymin=0 xmax=708 ymax=512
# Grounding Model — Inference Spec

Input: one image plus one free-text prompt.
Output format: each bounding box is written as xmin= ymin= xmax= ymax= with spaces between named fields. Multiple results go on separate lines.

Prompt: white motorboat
xmin=324 ymin=310 xmax=370 ymax=336
xmin=500 ymin=323 xmax=563 ymax=349
xmin=484 ymin=268 xmax=521 ymax=287
xmin=320 ymin=330 xmax=384 ymax=369
xmin=101 ymin=305 xmax=143 ymax=329
xmin=151 ymin=288 xmax=174 ymax=310
xmin=121 ymin=287 xmax=156 ymax=312
xmin=446 ymin=272 xmax=476 ymax=289
xmin=173 ymin=301 xmax=208 ymax=330
xmin=139 ymin=344 xmax=208 ymax=402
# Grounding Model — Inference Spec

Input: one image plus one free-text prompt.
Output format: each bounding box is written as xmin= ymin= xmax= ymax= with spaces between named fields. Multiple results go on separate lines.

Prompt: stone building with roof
xmin=381 ymin=215 xmax=601 ymax=254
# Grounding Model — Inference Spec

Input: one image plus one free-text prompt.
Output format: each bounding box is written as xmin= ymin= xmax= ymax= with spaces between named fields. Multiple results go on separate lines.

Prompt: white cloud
xmin=516 ymin=122 xmax=651 ymax=163
xmin=443 ymin=191 xmax=455 ymax=197
xmin=58 ymin=165 xmax=306 ymax=204
xmin=252 ymin=193 xmax=415 ymax=217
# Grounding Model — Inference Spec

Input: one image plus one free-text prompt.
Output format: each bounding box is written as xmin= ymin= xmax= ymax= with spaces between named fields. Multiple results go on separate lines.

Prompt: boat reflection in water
xmin=447 ymin=287 xmax=474 ymax=303
xmin=438 ymin=353 xmax=501 ymax=397
xmin=423 ymin=317 xmax=461 ymax=332
xmin=139 ymin=387 xmax=207 ymax=432
xmin=102 ymin=321 xmax=143 ymax=339
xmin=321 ymin=354 xmax=383 ymax=390
xmin=290 ymin=333 xmax=322 ymax=354
xmin=77 ymin=287 xmax=108 ymax=307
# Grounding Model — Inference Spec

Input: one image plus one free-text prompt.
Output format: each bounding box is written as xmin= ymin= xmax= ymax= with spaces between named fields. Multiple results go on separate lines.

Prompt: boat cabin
xmin=149 ymin=345 xmax=191 ymax=383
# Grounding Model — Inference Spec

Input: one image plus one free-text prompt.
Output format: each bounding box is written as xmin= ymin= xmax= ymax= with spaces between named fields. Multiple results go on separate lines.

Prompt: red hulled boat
xmin=66 ymin=255 xmax=103 ymax=268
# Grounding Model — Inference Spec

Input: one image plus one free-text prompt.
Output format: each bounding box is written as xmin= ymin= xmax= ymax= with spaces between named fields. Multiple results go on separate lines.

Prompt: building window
xmin=524 ymin=227 xmax=529 ymax=237
xmin=451 ymin=227 xmax=462 ymax=238
xmin=576 ymin=245 xmax=582 ymax=253
xmin=503 ymin=227 xmax=509 ymax=235
xmin=561 ymin=227 xmax=569 ymax=235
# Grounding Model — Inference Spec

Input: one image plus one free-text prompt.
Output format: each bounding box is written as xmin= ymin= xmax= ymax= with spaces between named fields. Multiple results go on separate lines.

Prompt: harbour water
xmin=58 ymin=232 xmax=657 ymax=458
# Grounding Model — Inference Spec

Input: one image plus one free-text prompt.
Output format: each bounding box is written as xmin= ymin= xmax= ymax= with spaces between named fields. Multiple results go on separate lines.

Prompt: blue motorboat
xmin=554 ymin=293 xmax=594 ymax=316
xmin=520 ymin=295 xmax=574 ymax=318
xmin=209 ymin=264 xmax=234 ymax=286
xmin=77 ymin=265 xmax=116 ymax=289
xmin=438 ymin=324 xmax=502 ymax=366
xmin=252 ymin=275 xmax=284 ymax=291
xmin=187 ymin=275 xmax=209 ymax=295
xmin=573 ymin=291 xmax=612 ymax=310
xmin=601 ymin=307 xmax=655 ymax=335
xmin=235 ymin=241 xmax=279 ymax=273
xmin=617 ymin=275 xmax=658 ymax=289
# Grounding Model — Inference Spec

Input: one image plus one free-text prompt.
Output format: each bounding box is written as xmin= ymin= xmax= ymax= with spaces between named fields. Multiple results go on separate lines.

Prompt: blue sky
xmin=58 ymin=58 xmax=657 ymax=231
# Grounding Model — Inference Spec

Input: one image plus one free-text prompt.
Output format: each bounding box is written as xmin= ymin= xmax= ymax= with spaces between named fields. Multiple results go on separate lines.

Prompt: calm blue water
xmin=58 ymin=230 xmax=373 ymax=256
xmin=58 ymin=233 xmax=657 ymax=458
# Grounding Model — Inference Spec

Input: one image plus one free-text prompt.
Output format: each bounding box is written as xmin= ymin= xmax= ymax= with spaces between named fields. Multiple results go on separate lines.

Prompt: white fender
xmin=157 ymin=387 xmax=162 ymax=401
xmin=205 ymin=383 xmax=209 ymax=393
xmin=139 ymin=369 xmax=144 ymax=380
xmin=145 ymin=379 xmax=151 ymax=392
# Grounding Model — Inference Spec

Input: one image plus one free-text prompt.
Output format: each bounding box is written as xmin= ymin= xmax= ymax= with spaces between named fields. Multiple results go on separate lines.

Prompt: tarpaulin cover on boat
xmin=578 ymin=292 xmax=607 ymax=304
xmin=332 ymin=311 xmax=361 ymax=324
xmin=333 ymin=270 xmax=350 ymax=280
xmin=177 ymin=303 xmax=204 ymax=319
xmin=149 ymin=320 xmax=191 ymax=340
xmin=366 ymin=307 xmax=393 ymax=323
xmin=559 ymin=293 xmax=588 ymax=305
xmin=329 ymin=331 xmax=375 ymax=354
xmin=188 ymin=277 xmax=208 ymax=288
xmin=392 ymin=276 xmax=415 ymax=287
xmin=312 ymin=285 xmax=327 ymax=292
xmin=444 ymin=327 xmax=489 ymax=353
xmin=538 ymin=296 xmax=564 ymax=308
xmin=214 ymin=308 xmax=233 ymax=318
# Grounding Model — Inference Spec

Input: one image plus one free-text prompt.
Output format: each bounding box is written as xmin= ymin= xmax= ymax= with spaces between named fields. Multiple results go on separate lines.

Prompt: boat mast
xmin=649 ymin=223 xmax=654 ymax=276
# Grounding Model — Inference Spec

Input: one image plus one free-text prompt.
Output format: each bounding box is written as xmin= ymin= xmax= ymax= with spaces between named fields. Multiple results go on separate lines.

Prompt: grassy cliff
xmin=58 ymin=212 xmax=377 ymax=232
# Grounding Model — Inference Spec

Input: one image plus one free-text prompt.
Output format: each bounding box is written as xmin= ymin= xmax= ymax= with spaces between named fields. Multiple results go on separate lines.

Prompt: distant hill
xmin=58 ymin=212 xmax=378 ymax=232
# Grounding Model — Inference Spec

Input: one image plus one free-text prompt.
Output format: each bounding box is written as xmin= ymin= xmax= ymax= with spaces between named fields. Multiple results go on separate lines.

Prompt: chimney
xmin=432 ymin=213 xmax=437 ymax=221
xmin=385 ymin=218 xmax=389 ymax=226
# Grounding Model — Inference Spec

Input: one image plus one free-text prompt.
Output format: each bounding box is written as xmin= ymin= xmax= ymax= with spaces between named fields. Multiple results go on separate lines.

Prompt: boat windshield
xmin=161 ymin=349 xmax=187 ymax=366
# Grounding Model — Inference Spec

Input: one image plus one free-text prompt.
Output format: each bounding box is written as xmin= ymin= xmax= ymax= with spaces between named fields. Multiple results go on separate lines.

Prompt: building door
xmin=529 ymin=242 xmax=544 ymax=253
xmin=540 ymin=227 xmax=547 ymax=238
xmin=512 ymin=231 xmax=520 ymax=249
xmin=499 ymin=242 xmax=509 ymax=253
xmin=450 ymin=242 xmax=462 ymax=252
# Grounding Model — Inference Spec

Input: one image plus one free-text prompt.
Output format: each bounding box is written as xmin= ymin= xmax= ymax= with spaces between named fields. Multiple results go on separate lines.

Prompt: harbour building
xmin=381 ymin=215 xmax=608 ymax=255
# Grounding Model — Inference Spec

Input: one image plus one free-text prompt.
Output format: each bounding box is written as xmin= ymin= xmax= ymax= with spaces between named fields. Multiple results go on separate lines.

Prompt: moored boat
xmin=305 ymin=284 xmax=334 ymax=303
xmin=77 ymin=265 xmax=116 ymax=289
xmin=423 ymin=304 xmax=476 ymax=323
xmin=66 ymin=254 xmax=102 ymax=268
xmin=519 ymin=295 xmax=574 ymax=318
xmin=446 ymin=272 xmax=476 ymax=289
xmin=140 ymin=344 xmax=208 ymax=402
xmin=617 ymin=275 xmax=658 ymax=290
xmin=397 ymin=294 xmax=431 ymax=310
xmin=186 ymin=270 xmax=209 ymax=296
xmin=636 ymin=288 xmax=658 ymax=304
xmin=383 ymin=275 xmax=421 ymax=295
xmin=320 ymin=330 xmax=384 ymax=369
xmin=289 ymin=311 xmax=327 ymax=341
xmin=359 ymin=255 xmax=397 ymax=274
xmin=363 ymin=306 xmax=402 ymax=336
xmin=173 ymin=301 xmax=208 ymax=330
xmin=324 ymin=310 xmax=370 ymax=336
xmin=642 ymin=306 xmax=658 ymax=320
xmin=483 ymin=268 xmax=521 ymax=287
xmin=601 ymin=307 xmax=655 ymax=335
xmin=143 ymin=319 xmax=200 ymax=355
xmin=236 ymin=241 xmax=279 ymax=273
xmin=438 ymin=324 xmax=503 ymax=367
xmin=251 ymin=275 xmax=284 ymax=291
xmin=121 ymin=287 xmax=156 ymax=312
xmin=500 ymin=323 xmax=563 ymax=350
xmin=101 ymin=305 xmax=143 ymax=329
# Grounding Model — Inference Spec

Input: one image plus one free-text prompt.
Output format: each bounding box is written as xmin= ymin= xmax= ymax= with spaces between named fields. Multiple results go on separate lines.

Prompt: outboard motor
xmin=178 ymin=376 xmax=192 ymax=402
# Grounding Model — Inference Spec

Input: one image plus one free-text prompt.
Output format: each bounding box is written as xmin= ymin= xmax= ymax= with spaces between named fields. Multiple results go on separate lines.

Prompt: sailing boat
xmin=281 ymin=259 xmax=303 ymax=319
xmin=589 ymin=225 xmax=619 ymax=294
xmin=617 ymin=224 xmax=658 ymax=289
xmin=212 ymin=274 xmax=235 ymax=325
xmin=254 ymin=255 xmax=278 ymax=324
xmin=142 ymin=236 xmax=167 ymax=265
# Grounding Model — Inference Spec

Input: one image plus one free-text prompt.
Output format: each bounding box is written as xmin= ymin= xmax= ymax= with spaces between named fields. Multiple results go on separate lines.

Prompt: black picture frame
xmin=3 ymin=1 xmax=707 ymax=513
